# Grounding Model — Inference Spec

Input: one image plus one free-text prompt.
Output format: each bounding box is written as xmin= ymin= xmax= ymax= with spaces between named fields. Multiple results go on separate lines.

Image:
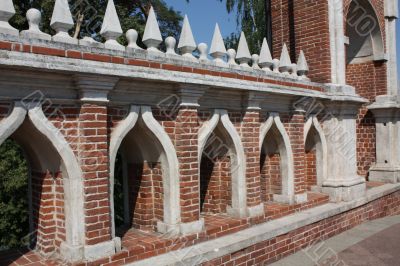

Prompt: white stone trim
xmin=0 ymin=102 xmax=26 ymax=145
xmin=218 ymin=110 xmax=247 ymax=217
xmin=141 ymin=106 xmax=181 ymax=228
xmin=198 ymin=111 xmax=220 ymax=163
xmin=260 ymin=113 xmax=295 ymax=203
xmin=109 ymin=105 xmax=140 ymax=237
xmin=304 ymin=116 xmax=328 ymax=187
xmin=198 ymin=109 xmax=248 ymax=217
xmin=28 ymin=105 xmax=85 ymax=249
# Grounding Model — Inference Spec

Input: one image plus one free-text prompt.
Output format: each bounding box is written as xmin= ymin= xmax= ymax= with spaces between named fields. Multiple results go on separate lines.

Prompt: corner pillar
xmin=369 ymin=96 xmax=400 ymax=183
xmin=322 ymin=102 xmax=366 ymax=202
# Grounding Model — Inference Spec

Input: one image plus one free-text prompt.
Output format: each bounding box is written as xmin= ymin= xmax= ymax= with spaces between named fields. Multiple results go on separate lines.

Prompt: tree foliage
xmin=0 ymin=139 xmax=29 ymax=250
xmin=220 ymin=0 xmax=266 ymax=54
xmin=10 ymin=0 xmax=184 ymax=47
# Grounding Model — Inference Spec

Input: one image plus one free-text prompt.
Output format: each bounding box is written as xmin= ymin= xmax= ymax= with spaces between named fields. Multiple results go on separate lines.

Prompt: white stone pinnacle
xmin=227 ymin=49 xmax=238 ymax=65
xmin=126 ymin=29 xmax=143 ymax=50
xmin=143 ymin=6 xmax=163 ymax=52
xmin=165 ymin=36 xmax=177 ymax=55
xmin=21 ymin=9 xmax=51 ymax=41
xmin=50 ymin=0 xmax=77 ymax=44
xmin=101 ymin=0 xmax=124 ymax=51
xmin=297 ymin=50 xmax=310 ymax=79
xmin=0 ymin=0 xmax=18 ymax=35
xmin=279 ymin=43 xmax=292 ymax=74
xmin=209 ymin=24 xmax=227 ymax=64
xmin=198 ymin=43 xmax=209 ymax=62
xmin=178 ymin=15 xmax=196 ymax=60
xmin=259 ymin=38 xmax=273 ymax=71
xmin=236 ymin=32 xmax=251 ymax=67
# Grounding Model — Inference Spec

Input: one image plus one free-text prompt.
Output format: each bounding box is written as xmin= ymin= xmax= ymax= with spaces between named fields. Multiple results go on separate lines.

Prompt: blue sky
xmin=165 ymin=0 xmax=400 ymax=76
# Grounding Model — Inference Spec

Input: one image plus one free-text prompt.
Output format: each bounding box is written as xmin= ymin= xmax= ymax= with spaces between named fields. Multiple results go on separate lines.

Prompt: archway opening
xmin=0 ymin=118 xmax=66 ymax=257
xmin=0 ymin=139 xmax=30 ymax=251
xmin=200 ymin=122 xmax=233 ymax=215
xmin=305 ymin=126 xmax=319 ymax=191
xmin=260 ymin=125 xmax=284 ymax=202
xmin=114 ymin=119 xmax=164 ymax=236
xmin=346 ymin=0 xmax=384 ymax=63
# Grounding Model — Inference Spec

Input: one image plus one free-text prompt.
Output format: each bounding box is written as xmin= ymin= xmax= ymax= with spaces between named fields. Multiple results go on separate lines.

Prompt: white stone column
xmin=385 ymin=0 xmax=399 ymax=95
xmin=328 ymin=0 xmax=346 ymax=84
xmin=369 ymin=96 xmax=400 ymax=183
xmin=322 ymin=102 xmax=366 ymax=202
xmin=367 ymin=1 xmax=400 ymax=183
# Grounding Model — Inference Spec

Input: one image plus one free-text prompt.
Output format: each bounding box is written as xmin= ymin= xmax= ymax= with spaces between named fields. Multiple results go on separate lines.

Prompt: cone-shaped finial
xmin=178 ymin=15 xmax=196 ymax=60
xmin=279 ymin=43 xmax=292 ymax=74
xmin=0 ymin=0 xmax=18 ymax=35
xmin=21 ymin=9 xmax=51 ymax=40
xmin=236 ymin=32 xmax=251 ymax=67
xmin=297 ymin=50 xmax=310 ymax=79
xmin=50 ymin=0 xmax=77 ymax=44
xmin=143 ymin=6 xmax=163 ymax=52
xmin=100 ymin=0 xmax=124 ymax=50
xmin=209 ymin=24 xmax=227 ymax=64
xmin=259 ymin=38 xmax=273 ymax=71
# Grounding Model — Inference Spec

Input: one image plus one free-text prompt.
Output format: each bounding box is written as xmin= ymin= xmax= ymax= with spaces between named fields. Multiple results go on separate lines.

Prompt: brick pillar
xmin=287 ymin=108 xmax=308 ymax=202
xmin=75 ymin=75 xmax=119 ymax=259
xmin=174 ymin=86 xmax=206 ymax=234
xmin=79 ymin=103 xmax=111 ymax=245
xmin=241 ymin=92 xmax=264 ymax=216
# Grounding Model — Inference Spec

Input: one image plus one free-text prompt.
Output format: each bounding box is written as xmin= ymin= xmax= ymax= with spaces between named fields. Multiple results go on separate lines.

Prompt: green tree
xmin=220 ymin=0 xmax=267 ymax=54
xmin=0 ymin=139 xmax=29 ymax=250
xmin=10 ymin=0 xmax=185 ymax=47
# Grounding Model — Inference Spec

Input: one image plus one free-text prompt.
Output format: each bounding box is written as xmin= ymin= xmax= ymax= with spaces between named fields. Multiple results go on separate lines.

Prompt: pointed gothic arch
xmin=198 ymin=109 xmax=247 ymax=217
xmin=259 ymin=113 xmax=294 ymax=203
xmin=346 ymin=0 xmax=385 ymax=63
xmin=109 ymin=105 xmax=180 ymax=236
xmin=304 ymin=116 xmax=328 ymax=189
xmin=0 ymin=102 xmax=85 ymax=256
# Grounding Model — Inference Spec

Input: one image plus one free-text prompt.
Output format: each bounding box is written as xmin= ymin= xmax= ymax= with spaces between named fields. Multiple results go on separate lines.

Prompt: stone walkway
xmin=270 ymin=215 xmax=400 ymax=266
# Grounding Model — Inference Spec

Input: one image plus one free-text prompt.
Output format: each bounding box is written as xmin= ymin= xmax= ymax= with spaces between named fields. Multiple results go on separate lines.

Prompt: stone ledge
xmin=128 ymin=183 xmax=400 ymax=266
xmin=0 ymin=49 xmax=366 ymax=105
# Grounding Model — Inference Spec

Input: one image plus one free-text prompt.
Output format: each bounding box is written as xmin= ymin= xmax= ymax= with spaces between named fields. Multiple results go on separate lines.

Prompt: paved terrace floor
xmin=271 ymin=214 xmax=400 ymax=266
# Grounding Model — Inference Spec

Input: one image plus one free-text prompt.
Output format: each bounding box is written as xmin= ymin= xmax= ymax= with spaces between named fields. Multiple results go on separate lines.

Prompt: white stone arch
xmin=109 ymin=105 xmax=140 ymax=238
xmin=198 ymin=109 xmax=247 ymax=218
xmin=304 ymin=116 xmax=328 ymax=187
xmin=259 ymin=113 xmax=294 ymax=202
xmin=0 ymin=102 xmax=26 ymax=145
xmin=346 ymin=0 xmax=385 ymax=63
xmin=0 ymin=102 xmax=85 ymax=255
xmin=108 ymin=105 xmax=181 ymax=234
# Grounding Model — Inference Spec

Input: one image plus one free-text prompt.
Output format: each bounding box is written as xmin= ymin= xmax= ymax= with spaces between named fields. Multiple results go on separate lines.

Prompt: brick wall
xmin=128 ymin=162 xmax=163 ymax=230
xmin=305 ymin=150 xmax=317 ymax=191
xmin=271 ymin=0 xmax=331 ymax=83
xmin=200 ymin=156 xmax=232 ymax=214
xmin=79 ymin=104 xmax=111 ymax=246
xmin=260 ymin=153 xmax=282 ymax=202
xmin=347 ymin=61 xmax=386 ymax=177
